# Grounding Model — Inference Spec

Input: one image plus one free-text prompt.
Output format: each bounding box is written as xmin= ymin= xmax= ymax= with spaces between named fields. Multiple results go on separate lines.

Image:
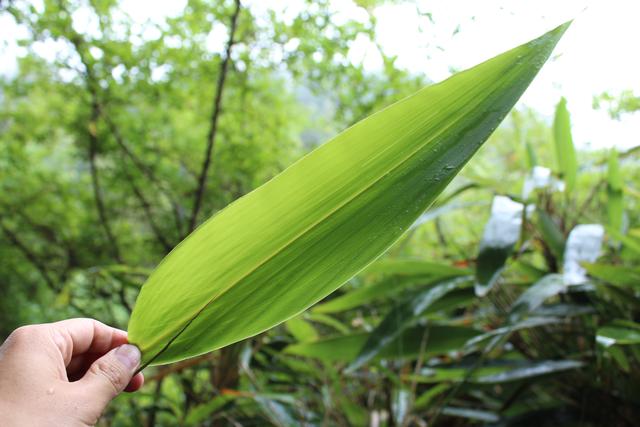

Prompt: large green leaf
xmin=553 ymin=97 xmax=578 ymax=192
xmin=128 ymin=23 xmax=569 ymax=366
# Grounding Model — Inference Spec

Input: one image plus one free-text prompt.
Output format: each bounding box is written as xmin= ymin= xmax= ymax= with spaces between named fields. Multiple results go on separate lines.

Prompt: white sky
xmin=1 ymin=0 xmax=638 ymax=150
xmin=366 ymin=0 xmax=640 ymax=151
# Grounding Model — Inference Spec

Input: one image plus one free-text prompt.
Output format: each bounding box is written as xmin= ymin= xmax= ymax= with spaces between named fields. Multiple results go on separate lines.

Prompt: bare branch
xmin=68 ymin=20 xmax=180 ymax=258
xmin=0 ymin=220 xmax=58 ymax=292
xmin=87 ymin=95 xmax=123 ymax=263
xmin=104 ymin=115 xmax=185 ymax=238
xmin=0 ymin=220 xmax=90 ymax=317
xmin=119 ymin=154 xmax=173 ymax=253
xmin=73 ymin=36 xmax=184 ymax=241
xmin=62 ymin=2 xmax=185 ymax=242
xmin=188 ymin=0 xmax=242 ymax=233
xmin=65 ymin=30 xmax=123 ymax=263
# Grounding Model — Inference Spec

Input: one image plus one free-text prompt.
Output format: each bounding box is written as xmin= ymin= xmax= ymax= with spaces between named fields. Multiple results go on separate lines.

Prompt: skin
xmin=0 ymin=318 xmax=144 ymax=426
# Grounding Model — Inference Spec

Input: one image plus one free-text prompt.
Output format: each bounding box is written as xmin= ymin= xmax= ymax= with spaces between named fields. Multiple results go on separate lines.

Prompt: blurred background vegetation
xmin=1 ymin=0 xmax=640 ymax=425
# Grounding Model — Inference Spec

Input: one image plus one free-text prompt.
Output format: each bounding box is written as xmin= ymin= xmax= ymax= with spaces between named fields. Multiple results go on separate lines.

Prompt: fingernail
xmin=115 ymin=344 xmax=141 ymax=371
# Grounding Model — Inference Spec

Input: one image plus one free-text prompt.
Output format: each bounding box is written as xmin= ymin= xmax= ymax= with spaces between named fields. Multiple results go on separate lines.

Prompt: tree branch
xmin=65 ymin=30 xmax=123 ymax=263
xmin=0 ymin=202 xmax=81 ymax=281
xmin=104 ymin=115 xmax=185 ymax=239
xmin=87 ymin=95 xmax=123 ymax=263
xmin=69 ymin=27 xmax=185 ymax=242
xmin=146 ymin=377 xmax=164 ymax=427
xmin=187 ymin=0 xmax=242 ymax=234
xmin=0 ymin=220 xmax=58 ymax=292
xmin=69 ymin=24 xmax=180 ymax=258
xmin=0 ymin=201 xmax=65 ymax=246
xmin=119 ymin=153 xmax=173 ymax=253
xmin=0 ymin=220 xmax=90 ymax=316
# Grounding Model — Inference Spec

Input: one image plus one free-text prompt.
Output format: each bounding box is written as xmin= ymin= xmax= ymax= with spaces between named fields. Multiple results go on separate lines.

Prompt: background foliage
xmin=1 ymin=1 xmax=639 ymax=426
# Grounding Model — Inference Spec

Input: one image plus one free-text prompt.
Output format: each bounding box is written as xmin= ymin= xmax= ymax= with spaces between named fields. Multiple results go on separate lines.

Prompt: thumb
xmin=75 ymin=344 xmax=141 ymax=415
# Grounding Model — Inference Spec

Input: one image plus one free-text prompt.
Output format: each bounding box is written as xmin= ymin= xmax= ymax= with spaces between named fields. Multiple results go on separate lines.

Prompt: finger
xmin=68 ymin=355 xmax=145 ymax=387
xmin=125 ymin=372 xmax=145 ymax=392
xmin=75 ymin=344 xmax=141 ymax=412
xmin=49 ymin=318 xmax=128 ymax=366
xmin=67 ymin=353 xmax=101 ymax=381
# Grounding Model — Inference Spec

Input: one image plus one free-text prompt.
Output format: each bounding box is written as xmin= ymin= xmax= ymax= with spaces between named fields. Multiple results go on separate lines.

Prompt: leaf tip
xmin=529 ymin=20 xmax=571 ymax=52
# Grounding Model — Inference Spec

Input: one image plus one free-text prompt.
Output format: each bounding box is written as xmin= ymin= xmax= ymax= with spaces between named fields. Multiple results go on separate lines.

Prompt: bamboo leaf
xmin=473 ymin=360 xmax=583 ymax=384
xmin=184 ymin=395 xmax=234 ymax=426
xmin=606 ymin=226 xmax=640 ymax=255
xmin=304 ymin=312 xmax=350 ymax=334
xmin=285 ymin=334 xmax=366 ymax=362
xmin=532 ymin=303 xmax=594 ymax=318
xmin=475 ymin=196 xmax=524 ymax=296
xmin=285 ymin=316 xmax=318 ymax=343
xmin=536 ymin=209 xmax=565 ymax=262
xmin=364 ymin=259 xmax=471 ymax=277
xmin=313 ymin=275 xmax=437 ymax=314
xmin=408 ymin=359 xmax=583 ymax=384
xmin=413 ymin=384 xmax=450 ymax=410
xmin=284 ymin=324 xmax=481 ymax=362
xmin=128 ymin=23 xmax=570 ymax=367
xmin=553 ymin=97 xmax=578 ymax=192
xmin=347 ymin=276 xmax=473 ymax=371
xmin=607 ymin=149 xmax=624 ymax=233
xmin=441 ymin=407 xmax=500 ymax=423
xmin=583 ymin=263 xmax=640 ymax=289
xmin=509 ymin=274 xmax=566 ymax=321
xmin=313 ymin=261 xmax=469 ymax=314
xmin=525 ymin=141 xmax=538 ymax=169
xmin=597 ymin=320 xmax=640 ymax=347
xmin=604 ymin=345 xmax=631 ymax=373
xmin=465 ymin=316 xmax=563 ymax=349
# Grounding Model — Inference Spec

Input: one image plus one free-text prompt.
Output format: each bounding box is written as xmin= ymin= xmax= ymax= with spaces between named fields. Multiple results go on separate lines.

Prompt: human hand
xmin=0 ymin=318 xmax=144 ymax=426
